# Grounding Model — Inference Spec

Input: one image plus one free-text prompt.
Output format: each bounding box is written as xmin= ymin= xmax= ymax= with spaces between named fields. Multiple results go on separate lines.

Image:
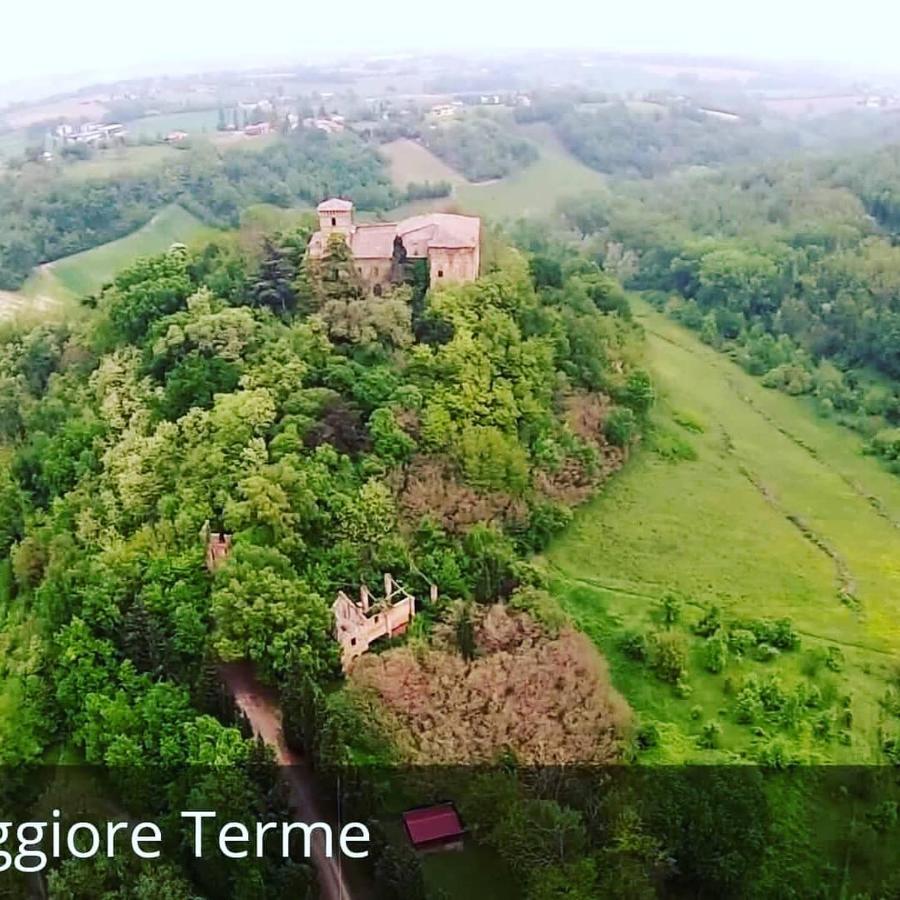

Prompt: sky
xmin=3 ymin=0 xmax=900 ymax=97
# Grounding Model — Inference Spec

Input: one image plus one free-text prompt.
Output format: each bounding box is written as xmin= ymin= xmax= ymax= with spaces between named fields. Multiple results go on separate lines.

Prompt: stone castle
xmin=307 ymin=198 xmax=480 ymax=293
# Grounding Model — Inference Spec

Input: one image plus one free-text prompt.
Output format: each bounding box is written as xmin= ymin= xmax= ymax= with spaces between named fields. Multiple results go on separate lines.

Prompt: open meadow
xmin=387 ymin=123 xmax=607 ymax=221
xmin=380 ymin=138 xmax=466 ymax=188
xmin=545 ymin=301 xmax=900 ymax=764
xmin=0 ymin=204 xmax=218 ymax=320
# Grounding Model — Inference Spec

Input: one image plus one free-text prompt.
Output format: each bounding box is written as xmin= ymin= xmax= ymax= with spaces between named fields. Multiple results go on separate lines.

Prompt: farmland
xmin=545 ymin=301 xmax=900 ymax=764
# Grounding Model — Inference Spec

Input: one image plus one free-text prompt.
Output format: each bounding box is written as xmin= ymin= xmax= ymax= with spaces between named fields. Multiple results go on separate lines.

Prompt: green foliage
xmin=458 ymin=425 xmax=530 ymax=495
xmin=424 ymin=117 xmax=538 ymax=181
xmin=703 ymin=634 xmax=728 ymax=674
xmin=604 ymin=407 xmax=637 ymax=447
xmin=0 ymin=131 xmax=396 ymax=290
xmin=647 ymin=631 xmax=688 ymax=684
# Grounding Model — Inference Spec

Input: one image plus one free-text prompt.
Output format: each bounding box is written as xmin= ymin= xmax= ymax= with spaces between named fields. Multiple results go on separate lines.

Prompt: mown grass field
xmin=380 ymin=138 xmax=466 ymax=188
xmin=0 ymin=205 xmax=218 ymax=320
xmin=388 ymin=123 xmax=606 ymax=222
xmin=50 ymin=204 xmax=219 ymax=297
xmin=126 ymin=109 xmax=222 ymax=140
xmin=59 ymin=143 xmax=183 ymax=181
xmin=544 ymin=301 xmax=900 ymax=763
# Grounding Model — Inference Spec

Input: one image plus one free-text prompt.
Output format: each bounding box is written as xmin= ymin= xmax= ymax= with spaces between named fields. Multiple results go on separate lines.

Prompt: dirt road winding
xmin=221 ymin=663 xmax=354 ymax=900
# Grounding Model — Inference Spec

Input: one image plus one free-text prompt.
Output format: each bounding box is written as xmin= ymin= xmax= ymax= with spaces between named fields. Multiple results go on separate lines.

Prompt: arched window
xmin=373 ymin=283 xmax=383 ymax=297
xmin=437 ymin=269 xmax=444 ymax=278
xmin=331 ymin=216 xmax=337 ymax=226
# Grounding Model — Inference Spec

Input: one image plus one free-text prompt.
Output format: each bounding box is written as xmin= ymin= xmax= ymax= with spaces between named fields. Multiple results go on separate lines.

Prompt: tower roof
xmin=317 ymin=197 xmax=354 ymax=212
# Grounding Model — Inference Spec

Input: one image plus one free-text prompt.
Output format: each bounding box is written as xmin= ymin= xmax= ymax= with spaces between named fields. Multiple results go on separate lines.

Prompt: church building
xmin=307 ymin=198 xmax=480 ymax=292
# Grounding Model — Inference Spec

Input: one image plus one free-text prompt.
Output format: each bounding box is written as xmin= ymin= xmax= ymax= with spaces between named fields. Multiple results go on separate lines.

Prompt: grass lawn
xmin=388 ymin=123 xmax=607 ymax=222
xmin=49 ymin=204 xmax=219 ymax=297
xmin=380 ymin=139 xmax=466 ymax=189
xmin=59 ymin=143 xmax=182 ymax=181
xmin=0 ymin=205 xmax=219 ymax=321
xmin=544 ymin=300 xmax=900 ymax=764
xmin=126 ymin=109 xmax=222 ymax=140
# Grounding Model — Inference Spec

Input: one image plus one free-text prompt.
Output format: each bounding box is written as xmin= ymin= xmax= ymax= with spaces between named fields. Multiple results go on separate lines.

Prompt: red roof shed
xmin=402 ymin=803 xmax=465 ymax=849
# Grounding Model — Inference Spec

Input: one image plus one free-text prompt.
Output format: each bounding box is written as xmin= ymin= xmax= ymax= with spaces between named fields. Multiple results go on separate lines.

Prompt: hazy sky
xmin=3 ymin=0 xmax=900 ymax=95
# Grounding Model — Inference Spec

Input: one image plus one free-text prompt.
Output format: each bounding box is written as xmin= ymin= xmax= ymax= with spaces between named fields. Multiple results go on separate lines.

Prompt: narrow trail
xmin=220 ymin=663 xmax=355 ymax=900
xmin=548 ymin=566 xmax=894 ymax=657
xmin=714 ymin=417 xmax=861 ymax=611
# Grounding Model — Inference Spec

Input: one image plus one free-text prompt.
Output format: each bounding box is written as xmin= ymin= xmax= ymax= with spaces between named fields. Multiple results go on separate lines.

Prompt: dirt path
xmin=221 ymin=663 xmax=355 ymax=900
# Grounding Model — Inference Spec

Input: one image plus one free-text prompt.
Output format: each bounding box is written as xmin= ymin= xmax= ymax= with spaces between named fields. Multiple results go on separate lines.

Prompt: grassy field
xmin=388 ymin=123 xmax=606 ymax=222
xmin=126 ymin=109 xmax=222 ymax=140
xmin=0 ymin=130 xmax=28 ymax=162
xmin=380 ymin=139 xmax=466 ymax=188
xmin=0 ymin=205 xmax=219 ymax=320
xmin=50 ymin=204 xmax=219 ymax=297
xmin=59 ymin=143 xmax=182 ymax=180
xmin=544 ymin=301 xmax=900 ymax=764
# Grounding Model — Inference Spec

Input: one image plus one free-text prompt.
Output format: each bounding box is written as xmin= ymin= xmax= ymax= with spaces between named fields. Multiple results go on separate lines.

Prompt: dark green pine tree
xmin=252 ymin=238 xmax=300 ymax=316
xmin=122 ymin=600 xmax=163 ymax=675
xmin=245 ymin=735 xmax=278 ymax=793
xmin=193 ymin=653 xmax=235 ymax=724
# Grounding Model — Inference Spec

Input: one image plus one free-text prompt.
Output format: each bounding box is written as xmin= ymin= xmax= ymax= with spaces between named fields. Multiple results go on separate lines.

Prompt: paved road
xmin=221 ymin=663 xmax=354 ymax=900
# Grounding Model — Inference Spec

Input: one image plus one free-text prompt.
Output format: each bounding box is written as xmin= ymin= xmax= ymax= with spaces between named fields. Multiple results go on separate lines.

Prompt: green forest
xmin=0 ymin=131 xmax=394 ymax=290
xmin=4 ymin=57 xmax=900 ymax=900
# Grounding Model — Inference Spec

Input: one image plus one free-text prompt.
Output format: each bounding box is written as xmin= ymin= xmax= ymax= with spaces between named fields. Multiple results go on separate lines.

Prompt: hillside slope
xmin=547 ymin=300 xmax=900 ymax=763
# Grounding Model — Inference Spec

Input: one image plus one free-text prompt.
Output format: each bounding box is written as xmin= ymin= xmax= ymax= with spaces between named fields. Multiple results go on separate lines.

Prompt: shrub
xmin=693 ymin=605 xmax=722 ymax=638
xmin=698 ymin=720 xmax=721 ymax=750
xmin=635 ymin=722 xmax=660 ymax=750
xmin=604 ymin=407 xmax=637 ymax=447
xmin=620 ymin=630 xmax=647 ymax=662
xmin=648 ymin=632 xmax=688 ymax=684
xmin=703 ymin=635 xmax=728 ymax=674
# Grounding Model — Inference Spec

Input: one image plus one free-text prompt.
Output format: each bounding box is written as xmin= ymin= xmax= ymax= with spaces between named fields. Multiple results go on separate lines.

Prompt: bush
xmin=604 ymin=407 xmax=637 ymax=447
xmin=620 ymin=630 xmax=648 ymax=661
xmin=648 ymin=631 xmax=688 ymax=684
xmin=703 ymin=635 xmax=728 ymax=674
xmin=698 ymin=720 xmax=721 ymax=750
xmin=635 ymin=722 xmax=660 ymax=750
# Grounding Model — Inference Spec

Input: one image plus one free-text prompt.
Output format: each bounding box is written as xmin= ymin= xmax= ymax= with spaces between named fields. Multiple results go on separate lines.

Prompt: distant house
xmin=308 ymin=198 xmax=481 ymax=292
xmin=165 ymin=130 xmax=189 ymax=142
xmin=402 ymin=804 xmax=465 ymax=852
xmin=64 ymin=122 xmax=126 ymax=145
xmin=302 ymin=116 xmax=344 ymax=133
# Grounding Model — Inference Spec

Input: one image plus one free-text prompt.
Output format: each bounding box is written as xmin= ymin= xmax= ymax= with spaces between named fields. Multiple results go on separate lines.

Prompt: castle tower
xmin=316 ymin=198 xmax=354 ymax=236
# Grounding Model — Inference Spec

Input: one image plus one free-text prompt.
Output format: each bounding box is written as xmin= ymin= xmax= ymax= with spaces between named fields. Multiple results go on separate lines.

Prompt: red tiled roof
xmin=402 ymin=804 xmax=464 ymax=847
xmin=398 ymin=214 xmax=479 ymax=250
xmin=317 ymin=197 xmax=354 ymax=212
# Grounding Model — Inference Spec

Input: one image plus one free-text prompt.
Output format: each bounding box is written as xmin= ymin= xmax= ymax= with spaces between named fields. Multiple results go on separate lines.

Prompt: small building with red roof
xmin=402 ymin=803 xmax=465 ymax=852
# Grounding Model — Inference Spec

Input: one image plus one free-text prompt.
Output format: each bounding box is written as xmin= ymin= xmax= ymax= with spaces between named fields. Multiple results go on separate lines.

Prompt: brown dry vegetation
xmin=392 ymin=455 xmax=527 ymax=532
xmin=533 ymin=391 xmax=627 ymax=505
xmin=351 ymin=606 xmax=631 ymax=764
